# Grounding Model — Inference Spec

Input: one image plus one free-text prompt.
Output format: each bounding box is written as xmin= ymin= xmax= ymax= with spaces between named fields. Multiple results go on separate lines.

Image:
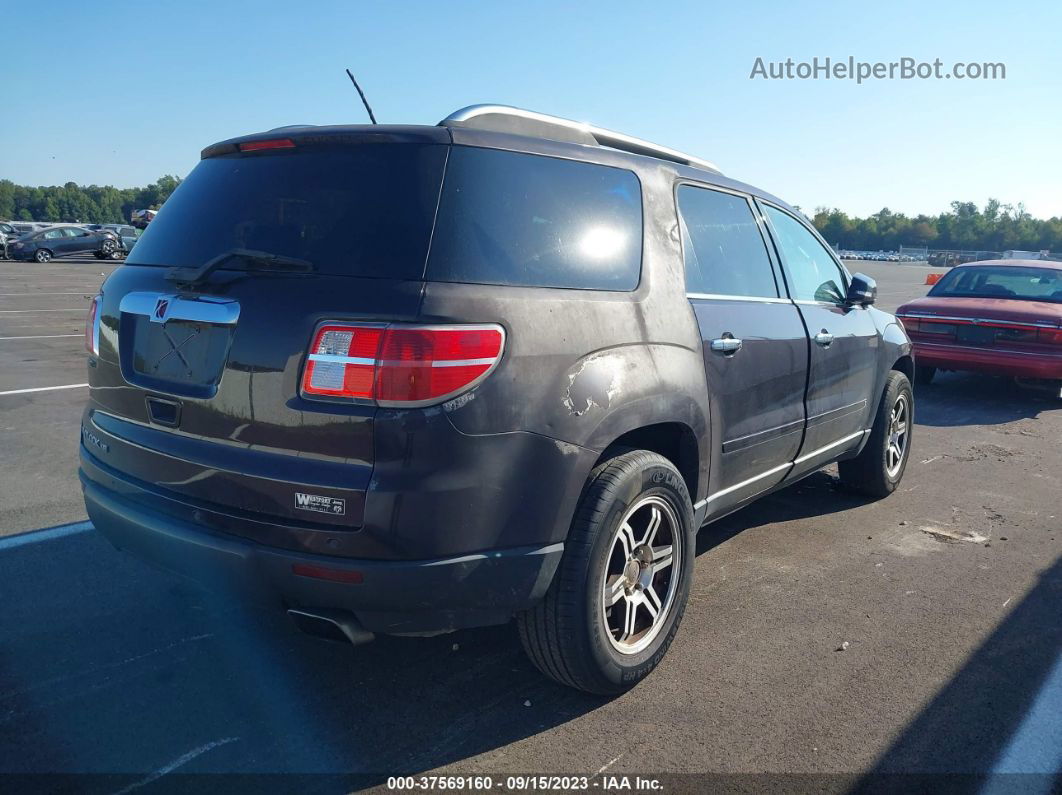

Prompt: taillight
xmin=301 ymin=323 xmax=505 ymax=406
xmin=898 ymin=316 xmax=919 ymax=332
xmin=85 ymin=295 xmax=100 ymax=355
xmin=1038 ymin=328 xmax=1062 ymax=345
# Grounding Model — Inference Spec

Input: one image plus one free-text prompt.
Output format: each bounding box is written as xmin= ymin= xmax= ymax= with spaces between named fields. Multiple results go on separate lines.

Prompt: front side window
xmin=428 ymin=147 xmax=643 ymax=290
xmin=677 ymin=185 xmax=778 ymax=297
xmin=764 ymin=205 xmax=847 ymax=303
xmin=44 ymin=229 xmax=64 ymax=239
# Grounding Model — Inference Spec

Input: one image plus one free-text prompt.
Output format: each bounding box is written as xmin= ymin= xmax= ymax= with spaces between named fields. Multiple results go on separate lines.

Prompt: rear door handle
xmin=814 ymin=330 xmax=834 ymax=348
xmin=710 ymin=335 xmax=742 ymax=354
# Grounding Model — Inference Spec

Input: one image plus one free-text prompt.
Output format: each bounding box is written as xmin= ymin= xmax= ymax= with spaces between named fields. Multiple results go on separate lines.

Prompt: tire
xmin=34 ymin=248 xmax=52 ymax=263
xmin=839 ymin=371 xmax=913 ymax=498
xmin=517 ymin=450 xmax=695 ymax=694
xmin=109 ymin=250 xmax=123 ymax=260
xmin=99 ymin=238 xmax=117 ymax=255
xmin=915 ymin=365 xmax=936 ymax=385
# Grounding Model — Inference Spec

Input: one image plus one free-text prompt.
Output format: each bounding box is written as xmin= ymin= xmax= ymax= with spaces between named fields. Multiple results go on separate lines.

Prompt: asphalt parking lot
xmin=0 ymin=258 xmax=1059 ymax=790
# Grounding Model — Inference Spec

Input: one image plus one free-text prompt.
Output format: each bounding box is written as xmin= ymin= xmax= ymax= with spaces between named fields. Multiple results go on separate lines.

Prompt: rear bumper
xmin=81 ymin=470 xmax=562 ymax=636
xmin=913 ymin=341 xmax=1062 ymax=379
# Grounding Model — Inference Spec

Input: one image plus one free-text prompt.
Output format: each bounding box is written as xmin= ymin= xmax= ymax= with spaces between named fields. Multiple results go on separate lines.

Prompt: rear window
xmin=127 ymin=144 xmax=448 ymax=279
xmin=427 ymin=147 xmax=643 ymax=290
xmin=930 ymin=265 xmax=1062 ymax=303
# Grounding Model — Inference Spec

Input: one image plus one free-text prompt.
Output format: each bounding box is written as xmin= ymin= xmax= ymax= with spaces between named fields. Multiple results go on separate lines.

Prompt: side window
xmin=764 ymin=205 xmax=847 ymax=303
xmin=428 ymin=147 xmax=643 ymax=290
xmin=44 ymin=229 xmax=64 ymax=239
xmin=63 ymin=228 xmax=82 ymax=237
xmin=677 ymin=185 xmax=778 ymax=298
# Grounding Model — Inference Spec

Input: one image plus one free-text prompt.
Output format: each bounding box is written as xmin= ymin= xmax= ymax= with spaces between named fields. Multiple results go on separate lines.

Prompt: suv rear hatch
xmin=84 ymin=128 xmax=450 ymax=549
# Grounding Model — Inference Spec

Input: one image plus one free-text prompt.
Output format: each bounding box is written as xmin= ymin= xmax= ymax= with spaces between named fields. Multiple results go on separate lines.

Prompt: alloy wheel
xmin=885 ymin=393 xmax=909 ymax=477
xmin=600 ymin=495 xmax=682 ymax=655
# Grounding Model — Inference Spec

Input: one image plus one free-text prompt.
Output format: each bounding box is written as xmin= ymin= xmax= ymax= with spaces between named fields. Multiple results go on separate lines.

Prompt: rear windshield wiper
xmin=166 ymin=248 xmax=314 ymax=286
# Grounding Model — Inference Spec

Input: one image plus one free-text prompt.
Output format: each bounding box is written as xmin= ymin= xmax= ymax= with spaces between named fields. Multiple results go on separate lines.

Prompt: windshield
xmin=127 ymin=144 xmax=447 ymax=279
xmin=929 ymin=265 xmax=1062 ymax=303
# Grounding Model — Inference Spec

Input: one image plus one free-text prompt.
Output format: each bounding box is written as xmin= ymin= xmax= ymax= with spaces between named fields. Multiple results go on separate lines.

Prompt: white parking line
xmin=0 ymin=521 xmax=93 ymax=551
xmin=0 ymin=383 xmax=88 ymax=396
xmin=0 ymin=334 xmax=82 ymax=340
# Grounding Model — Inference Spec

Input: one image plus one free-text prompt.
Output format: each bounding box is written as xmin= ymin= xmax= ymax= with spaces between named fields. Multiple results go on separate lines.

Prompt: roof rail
xmin=440 ymin=104 xmax=721 ymax=174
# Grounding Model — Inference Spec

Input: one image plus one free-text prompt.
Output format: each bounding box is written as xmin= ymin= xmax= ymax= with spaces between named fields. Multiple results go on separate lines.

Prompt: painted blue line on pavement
xmin=0 ymin=520 xmax=94 ymax=551
xmin=985 ymin=651 xmax=1062 ymax=788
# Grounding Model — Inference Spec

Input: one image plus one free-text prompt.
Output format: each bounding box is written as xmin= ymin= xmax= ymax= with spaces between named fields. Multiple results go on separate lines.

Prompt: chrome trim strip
xmin=915 ymin=341 xmax=1059 ymax=357
xmin=693 ymin=462 xmax=792 ymax=509
xmin=898 ymin=312 xmax=1060 ymax=330
xmin=793 ymin=429 xmax=869 ymax=465
xmin=441 ymin=104 xmax=722 ymax=174
xmin=794 ymin=299 xmax=844 ymax=307
xmin=119 ymin=291 xmax=240 ymax=325
xmin=425 ymin=357 xmax=497 ymax=368
xmin=687 ymin=292 xmax=789 ymax=304
xmin=695 ymin=428 xmax=872 ymax=509
xmin=307 ymin=353 xmax=375 ymax=366
xmin=309 ymin=354 xmax=498 ymax=369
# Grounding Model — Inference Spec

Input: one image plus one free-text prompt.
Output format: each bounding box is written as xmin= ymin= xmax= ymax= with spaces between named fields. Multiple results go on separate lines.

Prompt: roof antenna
xmin=345 ymin=69 xmax=377 ymax=124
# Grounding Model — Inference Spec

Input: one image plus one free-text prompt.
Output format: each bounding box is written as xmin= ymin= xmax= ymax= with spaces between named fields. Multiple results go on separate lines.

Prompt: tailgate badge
xmin=295 ymin=492 xmax=346 ymax=516
xmin=151 ymin=296 xmax=175 ymax=323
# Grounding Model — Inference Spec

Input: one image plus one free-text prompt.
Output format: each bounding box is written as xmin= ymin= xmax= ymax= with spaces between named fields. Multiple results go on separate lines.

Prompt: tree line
xmin=2 ymin=176 xmax=1059 ymax=254
xmin=811 ymin=200 xmax=1062 ymax=253
xmin=0 ymin=176 xmax=181 ymax=226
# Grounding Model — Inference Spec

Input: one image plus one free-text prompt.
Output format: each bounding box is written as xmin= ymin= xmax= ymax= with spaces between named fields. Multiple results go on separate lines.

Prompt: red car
xmin=897 ymin=259 xmax=1062 ymax=390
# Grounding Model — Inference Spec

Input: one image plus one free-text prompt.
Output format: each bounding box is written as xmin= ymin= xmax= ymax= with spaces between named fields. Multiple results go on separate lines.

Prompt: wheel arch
xmin=593 ymin=421 xmax=700 ymax=502
xmin=581 ymin=384 xmax=708 ymax=504
xmin=892 ymin=353 xmax=915 ymax=382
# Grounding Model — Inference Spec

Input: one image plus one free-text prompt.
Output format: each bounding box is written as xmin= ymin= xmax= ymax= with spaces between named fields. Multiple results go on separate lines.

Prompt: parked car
xmin=79 ymin=105 xmax=914 ymax=694
xmin=9 ymin=225 xmax=119 ymax=262
xmin=95 ymin=224 xmax=138 ymax=259
xmin=0 ymin=222 xmax=18 ymax=259
xmin=897 ymin=259 xmax=1062 ymax=390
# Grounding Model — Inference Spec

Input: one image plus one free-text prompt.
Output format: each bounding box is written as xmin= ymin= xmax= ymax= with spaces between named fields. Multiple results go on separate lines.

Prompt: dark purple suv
xmin=80 ymin=105 xmax=914 ymax=693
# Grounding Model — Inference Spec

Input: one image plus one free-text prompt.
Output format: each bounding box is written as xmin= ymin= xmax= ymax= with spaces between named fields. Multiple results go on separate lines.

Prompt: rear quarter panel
xmin=418 ymin=155 xmax=711 ymax=505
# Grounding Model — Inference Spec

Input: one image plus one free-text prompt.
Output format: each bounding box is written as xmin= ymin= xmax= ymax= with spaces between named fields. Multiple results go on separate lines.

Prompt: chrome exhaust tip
xmin=287 ymin=607 xmax=375 ymax=647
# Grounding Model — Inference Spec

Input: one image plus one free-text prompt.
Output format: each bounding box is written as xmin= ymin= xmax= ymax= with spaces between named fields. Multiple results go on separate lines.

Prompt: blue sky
xmin=3 ymin=0 xmax=1059 ymax=219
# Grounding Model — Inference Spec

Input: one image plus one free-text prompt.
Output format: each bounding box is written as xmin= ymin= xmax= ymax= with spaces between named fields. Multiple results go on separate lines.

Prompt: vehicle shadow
xmin=0 ymin=529 xmax=609 ymax=787
xmin=915 ymin=371 xmax=1059 ymax=428
xmin=695 ymin=469 xmax=866 ymax=557
xmin=854 ymin=554 xmax=1062 ymax=790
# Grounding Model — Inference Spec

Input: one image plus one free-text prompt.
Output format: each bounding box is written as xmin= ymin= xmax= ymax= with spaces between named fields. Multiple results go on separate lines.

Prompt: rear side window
xmin=127 ymin=144 xmax=448 ymax=279
xmin=427 ymin=147 xmax=642 ymax=290
xmin=677 ymin=185 xmax=778 ymax=298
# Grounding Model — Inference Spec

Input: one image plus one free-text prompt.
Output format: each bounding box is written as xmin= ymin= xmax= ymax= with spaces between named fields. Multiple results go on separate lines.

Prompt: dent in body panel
xmin=562 ymin=351 xmax=625 ymax=416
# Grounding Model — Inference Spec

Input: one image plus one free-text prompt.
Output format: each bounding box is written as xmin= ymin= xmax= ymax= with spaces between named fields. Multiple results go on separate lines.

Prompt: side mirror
xmin=846 ymin=273 xmax=877 ymax=307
